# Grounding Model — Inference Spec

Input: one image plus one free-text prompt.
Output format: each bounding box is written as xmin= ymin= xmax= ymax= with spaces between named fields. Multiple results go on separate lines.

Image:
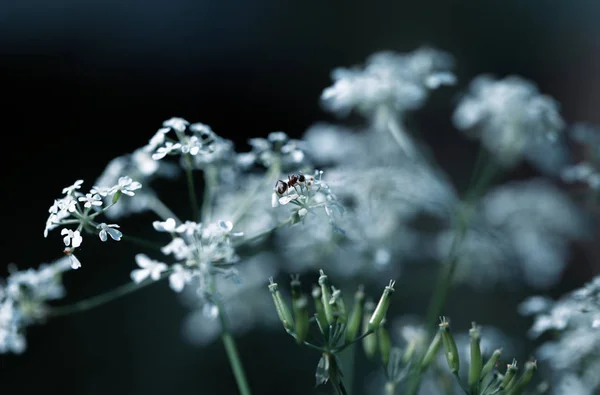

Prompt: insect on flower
xmin=274 ymin=172 xmax=311 ymax=197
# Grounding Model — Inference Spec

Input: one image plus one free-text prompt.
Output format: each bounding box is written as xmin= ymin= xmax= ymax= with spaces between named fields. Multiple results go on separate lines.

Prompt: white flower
xmin=161 ymin=238 xmax=190 ymax=260
xmin=168 ymin=264 xmax=191 ymax=292
xmin=145 ymin=127 xmax=170 ymax=152
xmin=152 ymin=141 xmax=183 ymax=160
xmin=153 ymin=218 xmax=178 ymax=232
xmin=61 ymin=229 xmax=82 ymax=248
xmin=62 ymin=180 xmax=84 ymax=195
xmin=321 ymin=47 xmax=455 ymax=118
xmin=130 ymin=254 xmax=168 ymax=283
xmin=63 ymin=249 xmax=82 ymax=269
xmin=453 ymin=75 xmax=565 ymax=169
xmin=97 ymin=223 xmax=122 ymax=242
xmin=59 ymin=195 xmax=78 ymax=213
xmin=78 ymin=193 xmax=103 ymax=208
xmin=114 ymin=176 xmax=142 ymax=196
xmin=163 ymin=117 xmax=189 ymax=133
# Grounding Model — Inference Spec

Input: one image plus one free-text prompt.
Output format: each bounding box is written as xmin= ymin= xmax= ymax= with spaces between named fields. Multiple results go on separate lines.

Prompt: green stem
xmin=49 ymin=270 xmax=172 ymax=317
xmin=216 ymin=300 xmax=252 ymax=395
xmin=184 ymin=154 xmax=200 ymax=221
xmin=148 ymin=194 xmax=182 ymax=223
xmin=201 ymin=165 xmax=218 ymax=223
xmin=121 ymin=234 xmax=164 ymax=251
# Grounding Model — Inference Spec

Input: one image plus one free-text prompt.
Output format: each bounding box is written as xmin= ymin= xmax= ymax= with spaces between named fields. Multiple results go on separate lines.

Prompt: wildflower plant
xmin=5 ymin=45 xmax=598 ymax=395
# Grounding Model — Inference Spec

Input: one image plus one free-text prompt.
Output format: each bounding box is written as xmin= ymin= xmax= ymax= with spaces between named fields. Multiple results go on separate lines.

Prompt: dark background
xmin=1 ymin=1 xmax=600 ymax=394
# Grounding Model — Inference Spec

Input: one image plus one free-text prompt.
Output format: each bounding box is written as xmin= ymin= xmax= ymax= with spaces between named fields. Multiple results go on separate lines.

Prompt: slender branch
xmin=184 ymin=154 xmax=200 ymax=221
xmin=148 ymin=194 xmax=182 ymax=223
xmin=201 ymin=165 xmax=218 ymax=223
xmin=121 ymin=234 xmax=164 ymax=251
xmin=48 ymin=269 xmax=173 ymax=317
xmin=215 ymin=299 xmax=252 ymax=395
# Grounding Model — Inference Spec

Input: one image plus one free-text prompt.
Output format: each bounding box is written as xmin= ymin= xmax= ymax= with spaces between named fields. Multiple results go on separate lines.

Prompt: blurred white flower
xmin=453 ymin=75 xmax=566 ymax=170
xmin=238 ymin=131 xmax=306 ymax=170
xmin=0 ymin=257 xmax=71 ymax=354
xmin=130 ymin=254 xmax=168 ymax=283
xmin=434 ymin=179 xmax=588 ymax=289
xmin=322 ymin=47 xmax=455 ymax=118
xmin=181 ymin=255 xmax=278 ymax=345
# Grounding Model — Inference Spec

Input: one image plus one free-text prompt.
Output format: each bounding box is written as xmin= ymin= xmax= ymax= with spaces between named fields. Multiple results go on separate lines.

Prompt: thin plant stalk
xmin=184 ymin=154 xmax=200 ymax=221
xmin=49 ymin=269 xmax=173 ymax=317
xmin=201 ymin=164 xmax=218 ymax=223
xmin=148 ymin=194 xmax=182 ymax=223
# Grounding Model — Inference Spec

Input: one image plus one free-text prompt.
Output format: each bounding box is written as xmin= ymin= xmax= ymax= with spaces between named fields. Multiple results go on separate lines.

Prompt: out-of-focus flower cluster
xmin=322 ymin=48 xmax=455 ymax=119
xmin=453 ymin=75 xmax=567 ymax=172
xmin=520 ymin=276 xmax=600 ymax=394
xmin=0 ymin=257 xmax=70 ymax=353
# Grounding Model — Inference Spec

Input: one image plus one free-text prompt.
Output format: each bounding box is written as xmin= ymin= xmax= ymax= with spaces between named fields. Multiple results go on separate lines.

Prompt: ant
xmin=274 ymin=172 xmax=309 ymax=195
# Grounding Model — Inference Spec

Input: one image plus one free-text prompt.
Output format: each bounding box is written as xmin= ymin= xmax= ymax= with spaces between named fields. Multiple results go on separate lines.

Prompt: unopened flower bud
xmin=421 ymin=331 xmax=442 ymax=371
xmin=468 ymin=322 xmax=483 ymax=389
xmin=500 ymin=359 xmax=518 ymax=390
xmin=268 ymin=277 xmax=294 ymax=331
xmin=290 ymin=275 xmax=309 ymax=344
xmin=439 ymin=317 xmax=460 ymax=374
xmin=511 ymin=360 xmax=537 ymax=394
xmin=481 ymin=348 xmax=502 ymax=381
xmin=362 ymin=299 xmax=378 ymax=359
xmin=312 ymin=286 xmax=328 ymax=334
xmin=330 ymin=286 xmax=347 ymax=324
xmin=378 ymin=320 xmax=392 ymax=366
xmin=345 ymin=285 xmax=365 ymax=343
xmin=318 ymin=270 xmax=335 ymax=326
xmin=368 ymin=280 xmax=395 ymax=331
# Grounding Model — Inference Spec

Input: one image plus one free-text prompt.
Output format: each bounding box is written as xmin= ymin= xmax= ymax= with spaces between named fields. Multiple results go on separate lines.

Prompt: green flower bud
xmin=318 ymin=270 xmax=335 ymax=326
xmin=330 ymin=286 xmax=347 ymax=324
xmin=378 ymin=321 xmax=392 ymax=366
xmin=345 ymin=286 xmax=365 ymax=343
xmin=468 ymin=322 xmax=482 ymax=389
xmin=112 ymin=190 xmax=122 ymax=204
xmin=268 ymin=277 xmax=294 ymax=331
xmin=420 ymin=331 xmax=442 ymax=371
xmin=481 ymin=348 xmax=502 ymax=381
xmin=290 ymin=274 xmax=302 ymax=299
xmin=402 ymin=338 xmax=417 ymax=365
xmin=368 ymin=280 xmax=396 ymax=331
xmin=290 ymin=275 xmax=309 ymax=344
xmin=500 ymin=359 xmax=518 ymax=390
xmin=362 ymin=299 xmax=378 ymax=359
xmin=439 ymin=317 xmax=460 ymax=374
xmin=312 ymin=286 xmax=328 ymax=335
xmin=510 ymin=360 xmax=537 ymax=395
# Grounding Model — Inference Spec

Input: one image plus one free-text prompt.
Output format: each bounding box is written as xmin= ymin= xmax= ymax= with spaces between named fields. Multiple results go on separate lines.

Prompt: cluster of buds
xmin=268 ymin=271 xmax=395 ymax=395
xmin=431 ymin=319 xmax=537 ymax=395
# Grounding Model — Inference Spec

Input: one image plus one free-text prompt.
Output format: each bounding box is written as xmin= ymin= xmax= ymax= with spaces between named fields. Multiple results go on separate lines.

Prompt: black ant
xmin=274 ymin=172 xmax=309 ymax=195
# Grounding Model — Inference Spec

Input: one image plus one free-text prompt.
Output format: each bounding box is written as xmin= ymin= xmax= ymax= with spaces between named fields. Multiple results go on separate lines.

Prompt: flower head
xmin=453 ymin=75 xmax=566 ymax=169
xmin=321 ymin=47 xmax=455 ymax=118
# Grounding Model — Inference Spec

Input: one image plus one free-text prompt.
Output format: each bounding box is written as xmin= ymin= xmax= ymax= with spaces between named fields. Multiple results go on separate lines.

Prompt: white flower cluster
xmin=453 ymin=75 xmax=566 ymax=169
xmin=44 ymin=178 xmax=140 ymax=268
xmin=0 ymin=257 xmax=71 ymax=353
xmin=271 ymin=170 xmax=343 ymax=226
xmin=237 ymin=131 xmax=306 ymax=170
xmin=321 ymin=47 xmax=455 ymax=118
xmin=145 ymin=117 xmax=233 ymax=165
xmin=130 ymin=218 xmax=242 ymax=295
xmin=520 ymin=275 xmax=600 ymax=394
xmin=94 ymin=148 xmax=178 ymax=219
